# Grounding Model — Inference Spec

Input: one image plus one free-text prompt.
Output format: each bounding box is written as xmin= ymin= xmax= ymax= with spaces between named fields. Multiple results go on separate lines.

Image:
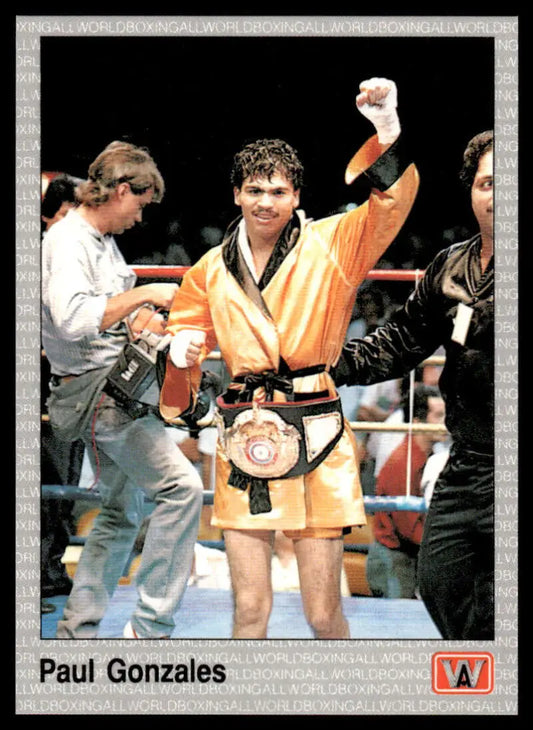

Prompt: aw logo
xmin=432 ymin=652 xmax=494 ymax=694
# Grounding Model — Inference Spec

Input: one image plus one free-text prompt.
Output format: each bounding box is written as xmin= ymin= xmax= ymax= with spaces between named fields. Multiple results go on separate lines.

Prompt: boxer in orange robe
xmin=161 ymin=78 xmax=419 ymax=638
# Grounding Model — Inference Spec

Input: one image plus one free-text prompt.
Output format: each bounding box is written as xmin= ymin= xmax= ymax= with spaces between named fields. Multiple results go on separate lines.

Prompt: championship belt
xmin=215 ymin=393 xmax=345 ymax=484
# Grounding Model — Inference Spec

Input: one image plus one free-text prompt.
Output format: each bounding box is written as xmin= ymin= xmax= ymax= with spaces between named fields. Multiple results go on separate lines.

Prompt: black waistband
xmin=232 ymin=363 xmax=327 ymax=402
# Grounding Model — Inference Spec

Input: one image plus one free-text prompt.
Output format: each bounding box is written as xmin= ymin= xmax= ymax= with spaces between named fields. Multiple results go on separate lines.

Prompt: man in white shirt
xmin=42 ymin=141 xmax=204 ymax=639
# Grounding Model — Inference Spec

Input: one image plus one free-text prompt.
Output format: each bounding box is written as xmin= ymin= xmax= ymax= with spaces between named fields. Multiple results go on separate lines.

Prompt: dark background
xmin=41 ymin=34 xmax=494 ymax=295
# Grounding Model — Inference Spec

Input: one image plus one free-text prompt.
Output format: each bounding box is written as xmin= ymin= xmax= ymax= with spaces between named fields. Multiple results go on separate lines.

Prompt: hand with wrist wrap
xmin=356 ymin=77 xmax=400 ymax=145
xmin=169 ymin=329 xmax=206 ymax=369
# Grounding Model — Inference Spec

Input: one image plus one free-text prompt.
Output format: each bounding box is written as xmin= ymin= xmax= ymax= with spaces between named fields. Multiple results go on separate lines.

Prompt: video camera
xmin=104 ymin=329 xmax=171 ymax=407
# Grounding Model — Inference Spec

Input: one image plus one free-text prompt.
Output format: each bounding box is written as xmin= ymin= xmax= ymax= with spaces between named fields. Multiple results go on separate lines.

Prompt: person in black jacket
xmin=334 ymin=130 xmax=494 ymax=639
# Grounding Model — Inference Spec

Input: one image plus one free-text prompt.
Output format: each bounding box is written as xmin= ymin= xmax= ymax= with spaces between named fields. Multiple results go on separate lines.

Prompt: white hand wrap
xmin=169 ymin=329 xmax=202 ymax=369
xmin=358 ymin=78 xmax=400 ymax=145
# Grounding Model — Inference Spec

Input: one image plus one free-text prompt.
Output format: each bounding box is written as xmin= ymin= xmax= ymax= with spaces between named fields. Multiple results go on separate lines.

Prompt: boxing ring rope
xmin=41 ymin=484 xmax=426 ymax=557
xmin=41 ymin=484 xmax=426 ymax=513
xmin=132 ymin=265 xmax=423 ymax=282
xmin=168 ymin=349 xmax=445 ymax=368
xmin=41 ymin=412 xmax=445 ymax=434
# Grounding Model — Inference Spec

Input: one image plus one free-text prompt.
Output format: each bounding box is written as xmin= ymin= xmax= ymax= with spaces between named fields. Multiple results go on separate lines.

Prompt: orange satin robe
xmin=161 ymin=136 xmax=419 ymax=532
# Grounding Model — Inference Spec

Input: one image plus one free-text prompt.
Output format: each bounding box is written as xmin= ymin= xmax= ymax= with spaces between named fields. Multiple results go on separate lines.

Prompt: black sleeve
xmin=334 ymin=254 xmax=446 ymax=387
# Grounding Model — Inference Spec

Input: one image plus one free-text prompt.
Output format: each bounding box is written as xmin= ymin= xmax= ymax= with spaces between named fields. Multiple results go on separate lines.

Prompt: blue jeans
xmin=55 ymin=395 xmax=203 ymax=638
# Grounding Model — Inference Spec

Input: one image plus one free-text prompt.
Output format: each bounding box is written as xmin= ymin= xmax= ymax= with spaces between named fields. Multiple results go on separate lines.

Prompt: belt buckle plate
xmin=219 ymin=402 xmax=301 ymax=479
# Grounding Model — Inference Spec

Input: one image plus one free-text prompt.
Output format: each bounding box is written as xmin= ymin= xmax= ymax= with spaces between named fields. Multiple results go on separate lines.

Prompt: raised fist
xmin=356 ymin=77 xmax=400 ymax=144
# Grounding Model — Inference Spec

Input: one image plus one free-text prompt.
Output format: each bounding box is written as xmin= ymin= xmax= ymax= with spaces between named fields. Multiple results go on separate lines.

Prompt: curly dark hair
xmin=401 ymin=384 xmax=441 ymax=423
xmin=41 ymin=173 xmax=82 ymax=218
xmin=459 ymin=130 xmax=493 ymax=190
xmin=231 ymin=138 xmax=304 ymax=190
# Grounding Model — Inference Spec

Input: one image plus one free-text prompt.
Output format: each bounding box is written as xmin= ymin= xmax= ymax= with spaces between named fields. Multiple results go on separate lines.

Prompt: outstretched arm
xmin=334 ymin=257 xmax=446 ymax=387
xmin=100 ymin=283 xmax=178 ymax=331
xmin=331 ymin=77 xmax=419 ymax=283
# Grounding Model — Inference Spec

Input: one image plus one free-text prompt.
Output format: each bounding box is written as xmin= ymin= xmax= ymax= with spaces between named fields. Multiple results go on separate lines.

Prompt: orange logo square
xmin=432 ymin=652 xmax=494 ymax=694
